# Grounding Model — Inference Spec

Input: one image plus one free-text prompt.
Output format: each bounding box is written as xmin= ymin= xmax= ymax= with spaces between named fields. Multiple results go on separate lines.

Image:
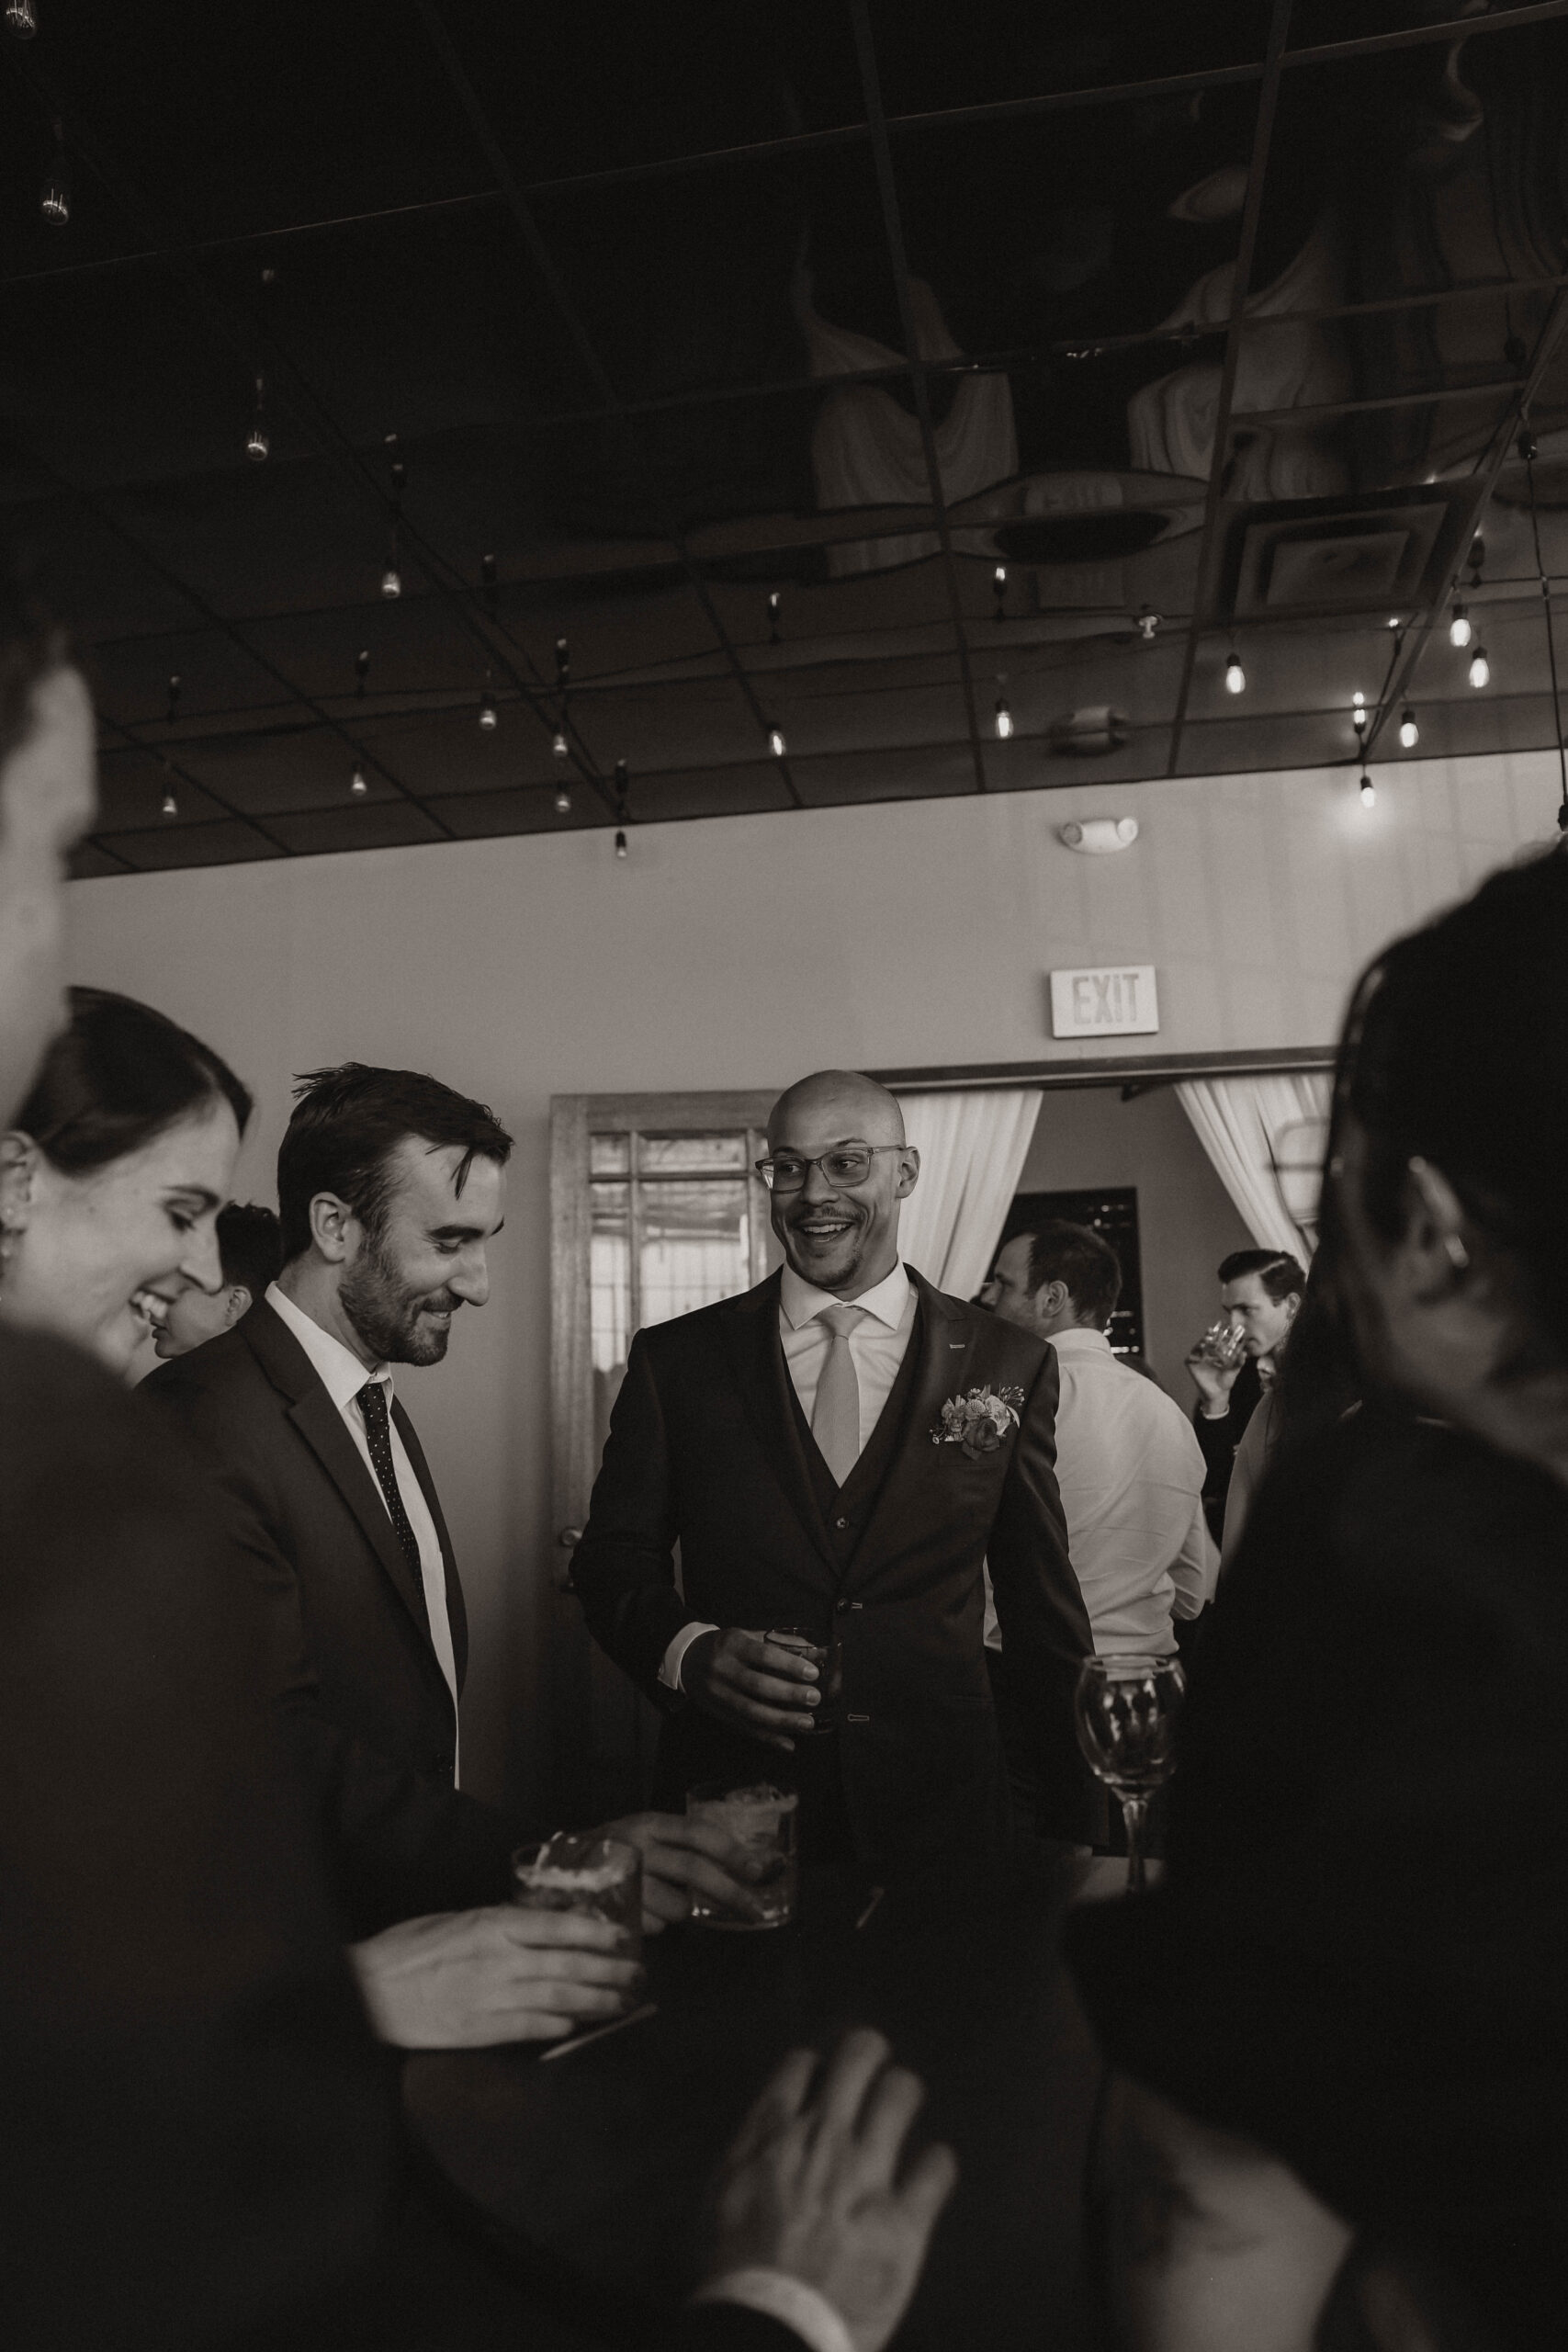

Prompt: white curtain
xmin=895 ymin=1090 xmax=1042 ymax=1300
xmin=1175 ymin=1075 xmax=1333 ymax=1261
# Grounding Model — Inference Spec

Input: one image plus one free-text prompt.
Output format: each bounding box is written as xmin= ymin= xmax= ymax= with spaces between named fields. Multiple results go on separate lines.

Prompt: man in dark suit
xmin=1184 ymin=1248 xmax=1305 ymax=1542
xmin=573 ymin=1069 xmax=1094 ymax=1870
xmin=147 ymin=1062 xmax=760 ymax=2038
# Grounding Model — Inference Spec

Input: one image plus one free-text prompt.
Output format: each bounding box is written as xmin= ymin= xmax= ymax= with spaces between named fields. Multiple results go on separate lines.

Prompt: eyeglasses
xmin=754 ymin=1144 xmax=907 ymax=1193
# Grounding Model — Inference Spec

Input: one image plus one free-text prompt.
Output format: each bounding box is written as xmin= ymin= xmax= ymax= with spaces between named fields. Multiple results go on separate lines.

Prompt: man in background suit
xmin=573 ymin=1069 xmax=1095 ymax=1871
xmin=147 ymin=1061 xmax=761 ymax=2042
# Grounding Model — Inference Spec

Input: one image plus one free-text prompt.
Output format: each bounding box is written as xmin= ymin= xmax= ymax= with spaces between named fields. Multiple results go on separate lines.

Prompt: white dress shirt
xmin=659 ymin=1261 xmax=919 ymax=1690
xmin=265 ymin=1283 xmax=461 ymax=1766
xmin=984 ymin=1325 xmax=1216 ymax=1658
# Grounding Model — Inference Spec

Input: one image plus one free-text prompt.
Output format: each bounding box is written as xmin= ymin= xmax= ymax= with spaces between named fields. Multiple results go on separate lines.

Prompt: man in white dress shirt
xmin=573 ymin=1070 xmax=1094 ymax=1866
xmin=982 ymin=1219 xmax=1216 ymax=1657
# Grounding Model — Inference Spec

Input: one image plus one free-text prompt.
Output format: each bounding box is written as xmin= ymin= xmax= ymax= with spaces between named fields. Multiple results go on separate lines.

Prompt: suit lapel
xmin=242 ymin=1303 xmax=435 ymax=1648
xmin=393 ymin=1397 xmax=467 ymax=1689
xmin=719 ymin=1275 xmax=839 ymax=1578
xmin=845 ymin=1272 xmax=978 ymax=1580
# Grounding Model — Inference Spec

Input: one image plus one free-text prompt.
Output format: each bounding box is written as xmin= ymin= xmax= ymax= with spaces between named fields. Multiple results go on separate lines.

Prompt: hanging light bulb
xmin=551 ymin=730 xmax=569 ymax=760
xmin=355 ymin=648 xmax=370 ymax=696
xmin=351 ymin=765 xmax=367 ymax=796
xmin=554 ymin=784 xmax=571 ymax=814
xmin=1359 ymin=775 xmax=1376 ymax=808
xmin=40 ymin=124 xmax=70 ymax=227
xmin=380 ymin=567 xmax=401 ymax=599
xmin=1352 ymin=693 xmax=1368 ymax=735
xmin=768 ymin=591 xmax=782 ymax=643
xmin=614 ymin=830 xmax=628 ymax=859
xmin=161 ymin=786 xmax=178 ymax=818
xmin=245 ymin=374 xmax=269 ymax=463
xmin=1398 ymin=709 xmax=1418 ymax=750
xmin=1469 ymin=646 xmax=1490 ymax=690
xmin=768 ymin=728 xmax=785 ymax=757
xmin=1224 ymin=651 xmax=1246 ymax=695
xmin=555 ymin=636 xmax=570 ymax=683
xmin=1449 ymin=602 xmax=1472 ymax=648
xmin=6 ymin=2 xmax=39 ymax=40
xmin=995 ymin=696 xmax=1013 ymax=740
xmin=479 ymin=690 xmax=498 ymax=731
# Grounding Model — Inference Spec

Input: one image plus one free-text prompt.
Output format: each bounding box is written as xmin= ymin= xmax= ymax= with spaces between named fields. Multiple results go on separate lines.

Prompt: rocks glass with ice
xmin=1073 ymin=1655 xmax=1185 ymax=1894
xmin=511 ymin=1831 xmax=643 ymax=1968
xmin=685 ymin=1781 xmax=799 ymax=1929
xmin=766 ymin=1625 xmax=841 ymax=1735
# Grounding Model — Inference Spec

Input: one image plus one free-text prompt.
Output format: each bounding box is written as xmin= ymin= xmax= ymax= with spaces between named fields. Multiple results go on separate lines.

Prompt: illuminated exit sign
xmin=1049 ymin=964 xmax=1159 ymax=1038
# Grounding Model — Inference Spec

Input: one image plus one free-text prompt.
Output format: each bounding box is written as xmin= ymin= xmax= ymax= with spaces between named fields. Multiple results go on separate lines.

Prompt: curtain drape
xmin=1174 ymin=1074 xmax=1332 ymax=1261
xmin=894 ymin=1089 xmax=1042 ymax=1300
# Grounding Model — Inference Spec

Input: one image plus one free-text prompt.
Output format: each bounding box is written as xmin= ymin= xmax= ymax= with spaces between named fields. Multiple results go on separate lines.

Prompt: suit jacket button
xmin=835 ymin=1515 xmax=849 ymax=1529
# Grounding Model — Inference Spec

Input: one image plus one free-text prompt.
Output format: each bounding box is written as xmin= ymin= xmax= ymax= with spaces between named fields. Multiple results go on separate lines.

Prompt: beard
xmin=340 ymin=1231 xmax=461 ymax=1366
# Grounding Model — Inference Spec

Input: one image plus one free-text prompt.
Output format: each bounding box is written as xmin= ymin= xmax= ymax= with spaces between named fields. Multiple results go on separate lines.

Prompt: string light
xmin=1469 ymin=647 xmax=1490 ymax=690
xmin=1359 ymin=775 xmax=1376 ymax=808
xmin=554 ymin=784 xmax=571 ymax=814
xmin=1398 ymin=709 xmax=1418 ymax=750
xmin=555 ymin=637 xmax=570 ymax=684
xmin=6 ymin=2 xmax=39 ymax=39
xmin=1450 ymin=603 xmax=1472 ymax=648
xmin=1224 ymin=651 xmax=1246 ymax=695
xmin=614 ymin=830 xmax=628 ymax=858
xmin=350 ymin=765 xmax=367 ymax=795
xmin=40 ymin=121 xmax=69 ymax=227
xmin=768 ymin=592 xmax=782 ymax=644
xmin=479 ymin=689 xmax=498 ymax=731
xmin=1352 ymin=692 xmax=1367 ymax=734
xmin=995 ymin=696 xmax=1013 ymax=740
xmin=768 ymin=728 xmax=785 ymax=757
xmin=551 ymin=730 xmax=569 ymax=760
xmin=162 ymin=788 xmax=178 ymax=818
xmin=355 ymin=648 xmax=369 ymax=696
xmin=993 ymin=565 xmax=1008 ymax=619
xmin=380 ymin=564 xmax=401 ymax=600
xmin=245 ymin=374 xmax=269 ymax=463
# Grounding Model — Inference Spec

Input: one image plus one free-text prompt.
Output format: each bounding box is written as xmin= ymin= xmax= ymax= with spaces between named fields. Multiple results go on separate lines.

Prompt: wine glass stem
xmin=1121 ymin=1795 xmax=1148 ymax=1894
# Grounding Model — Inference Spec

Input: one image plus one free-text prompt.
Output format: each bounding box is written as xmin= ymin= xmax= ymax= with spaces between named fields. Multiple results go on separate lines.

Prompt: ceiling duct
xmin=1216 ymin=484 xmax=1479 ymax=623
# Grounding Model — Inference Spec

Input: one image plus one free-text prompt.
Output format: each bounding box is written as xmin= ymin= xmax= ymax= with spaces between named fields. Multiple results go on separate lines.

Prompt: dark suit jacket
xmin=0 ymin=1325 xmax=830 ymax=2352
xmin=143 ymin=1298 xmax=514 ymax=1935
xmin=1192 ymin=1354 xmax=1262 ymax=1539
xmin=572 ymin=1266 xmax=1093 ymax=1865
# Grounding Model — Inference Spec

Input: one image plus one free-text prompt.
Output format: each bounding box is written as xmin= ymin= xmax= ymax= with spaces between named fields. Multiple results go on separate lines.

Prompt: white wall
xmin=66 ymin=748 xmax=1563 ymax=1812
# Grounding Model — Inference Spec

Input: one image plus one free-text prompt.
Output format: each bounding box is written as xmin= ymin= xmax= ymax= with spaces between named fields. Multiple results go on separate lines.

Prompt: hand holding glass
xmin=685 ymin=1783 xmax=798 ymax=1928
xmin=512 ymin=1834 xmax=643 ymax=1973
xmin=1074 ymin=1656 xmax=1185 ymax=1894
xmin=767 ymin=1626 xmax=841 ymax=1734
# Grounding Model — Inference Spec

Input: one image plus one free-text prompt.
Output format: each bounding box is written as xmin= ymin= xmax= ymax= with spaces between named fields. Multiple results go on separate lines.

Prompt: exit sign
xmin=1050 ymin=964 xmax=1159 ymax=1037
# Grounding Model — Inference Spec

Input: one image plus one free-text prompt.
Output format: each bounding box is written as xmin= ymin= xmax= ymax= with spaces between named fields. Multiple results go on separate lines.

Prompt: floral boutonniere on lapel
xmin=931 ymin=1385 xmax=1026 ymax=1459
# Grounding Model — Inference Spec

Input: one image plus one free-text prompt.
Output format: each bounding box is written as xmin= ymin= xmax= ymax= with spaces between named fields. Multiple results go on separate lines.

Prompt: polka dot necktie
xmin=357 ymin=1380 xmax=430 ymax=1634
xmin=812 ymin=1303 xmax=867 ymax=1487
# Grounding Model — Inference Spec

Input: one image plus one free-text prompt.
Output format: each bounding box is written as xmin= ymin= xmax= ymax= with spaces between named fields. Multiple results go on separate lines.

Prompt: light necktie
xmin=812 ymin=1303 xmax=866 ymax=1487
xmin=357 ymin=1380 xmax=431 ymax=1633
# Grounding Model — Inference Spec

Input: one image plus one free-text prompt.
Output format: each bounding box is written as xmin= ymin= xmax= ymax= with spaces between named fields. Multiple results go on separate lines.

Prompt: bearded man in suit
xmin=572 ymin=1070 xmax=1094 ymax=1871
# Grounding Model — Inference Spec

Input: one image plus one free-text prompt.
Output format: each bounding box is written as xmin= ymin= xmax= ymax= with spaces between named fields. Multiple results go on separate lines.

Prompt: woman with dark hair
xmin=1069 ymin=845 xmax=1568 ymax=2352
xmin=0 ymin=985 xmax=251 ymax=1373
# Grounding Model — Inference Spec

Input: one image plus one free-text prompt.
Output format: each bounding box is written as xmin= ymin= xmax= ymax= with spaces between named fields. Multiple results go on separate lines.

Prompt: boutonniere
xmin=931 ymin=1385 xmax=1025 ymax=1458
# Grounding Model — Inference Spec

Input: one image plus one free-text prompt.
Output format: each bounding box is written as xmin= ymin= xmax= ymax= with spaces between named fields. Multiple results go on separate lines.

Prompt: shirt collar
xmin=1049 ymin=1325 xmax=1114 ymax=1357
xmin=265 ymin=1281 xmax=391 ymax=1410
xmin=779 ymin=1259 xmax=912 ymax=1334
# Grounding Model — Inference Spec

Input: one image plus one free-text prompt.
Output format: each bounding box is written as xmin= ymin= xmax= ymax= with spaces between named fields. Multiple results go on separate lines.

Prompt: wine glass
xmin=1074 ymin=1655 xmax=1186 ymax=1894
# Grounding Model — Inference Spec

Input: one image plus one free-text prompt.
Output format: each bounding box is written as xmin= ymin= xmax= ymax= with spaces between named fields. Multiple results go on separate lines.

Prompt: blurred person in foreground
xmin=0 ymin=577 xmax=955 ymax=2350
xmin=1184 ymin=1248 xmax=1305 ymax=1541
xmin=1067 ymin=845 xmax=1568 ymax=2352
xmin=151 ymin=1198 xmax=284 ymax=1357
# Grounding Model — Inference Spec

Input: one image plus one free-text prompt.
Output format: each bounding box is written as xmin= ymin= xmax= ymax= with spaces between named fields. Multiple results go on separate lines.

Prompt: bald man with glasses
xmin=571 ymin=1070 xmax=1094 ymax=1873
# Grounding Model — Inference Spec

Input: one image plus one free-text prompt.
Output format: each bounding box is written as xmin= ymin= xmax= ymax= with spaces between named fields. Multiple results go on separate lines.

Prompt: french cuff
xmin=692 ymin=2269 xmax=856 ymax=2352
xmin=658 ymin=1619 xmax=720 ymax=1692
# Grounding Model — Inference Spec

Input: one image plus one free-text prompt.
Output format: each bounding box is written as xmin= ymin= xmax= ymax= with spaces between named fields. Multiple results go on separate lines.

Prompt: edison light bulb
xmin=161 ymin=789 xmax=178 ymax=818
xmin=614 ymin=830 xmax=628 ymax=859
xmin=1359 ymin=775 xmax=1376 ymax=808
xmin=479 ymin=692 xmax=498 ymax=731
xmin=552 ymin=730 xmax=568 ymax=759
xmin=1469 ymin=647 xmax=1489 ymax=690
xmin=380 ymin=568 xmax=401 ymax=600
xmin=1224 ymin=652 xmax=1245 ymax=695
xmin=351 ymin=767 xmax=367 ymax=796
xmin=768 ymin=728 xmax=785 ymax=757
xmin=1450 ymin=604 xmax=1472 ymax=649
xmin=554 ymin=786 xmax=571 ymax=814
xmin=1398 ymin=710 xmax=1418 ymax=750
xmin=995 ymin=697 xmax=1013 ymax=740
xmin=245 ymin=423 xmax=269 ymax=463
